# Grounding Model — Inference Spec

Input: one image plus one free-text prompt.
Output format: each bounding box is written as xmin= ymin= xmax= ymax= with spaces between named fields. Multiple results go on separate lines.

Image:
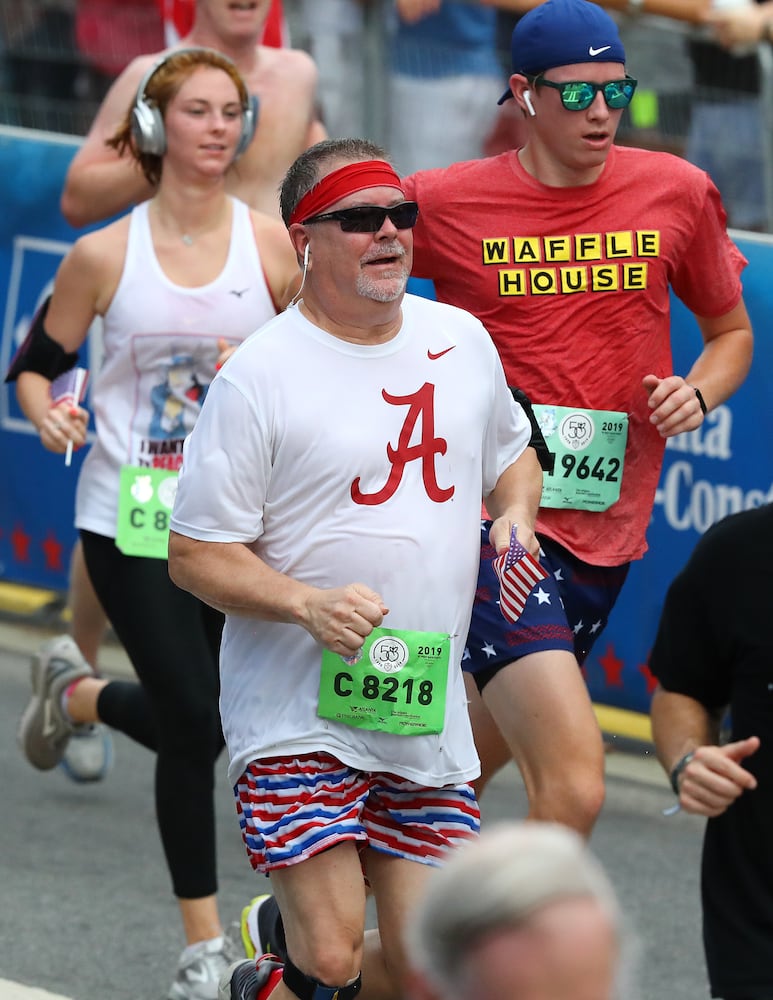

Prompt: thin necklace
xmin=152 ymin=201 xmax=227 ymax=246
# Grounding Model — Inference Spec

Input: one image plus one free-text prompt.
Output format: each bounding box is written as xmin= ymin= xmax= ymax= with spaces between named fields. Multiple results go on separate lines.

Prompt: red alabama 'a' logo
xmin=351 ymin=382 xmax=454 ymax=506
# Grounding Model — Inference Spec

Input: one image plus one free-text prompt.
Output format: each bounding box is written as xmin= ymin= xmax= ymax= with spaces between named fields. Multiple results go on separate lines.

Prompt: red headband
xmin=289 ymin=160 xmax=405 ymax=226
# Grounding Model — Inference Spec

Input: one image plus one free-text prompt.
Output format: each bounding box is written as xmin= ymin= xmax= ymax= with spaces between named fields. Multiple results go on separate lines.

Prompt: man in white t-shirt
xmin=168 ymin=137 xmax=542 ymax=1000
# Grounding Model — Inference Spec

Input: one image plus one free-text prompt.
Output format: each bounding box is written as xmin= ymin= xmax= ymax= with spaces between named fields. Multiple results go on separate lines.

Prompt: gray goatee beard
xmin=357 ymin=242 xmax=409 ymax=302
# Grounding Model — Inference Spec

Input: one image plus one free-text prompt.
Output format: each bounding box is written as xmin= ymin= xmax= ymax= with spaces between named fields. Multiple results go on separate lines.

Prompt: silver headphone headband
xmin=134 ymin=46 xmax=250 ymax=113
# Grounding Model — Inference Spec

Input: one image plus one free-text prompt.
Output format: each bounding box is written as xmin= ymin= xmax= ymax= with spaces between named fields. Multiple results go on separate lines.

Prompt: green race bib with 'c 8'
xmin=115 ymin=465 xmax=178 ymax=559
xmin=319 ymin=627 xmax=450 ymax=736
xmin=533 ymin=405 xmax=628 ymax=511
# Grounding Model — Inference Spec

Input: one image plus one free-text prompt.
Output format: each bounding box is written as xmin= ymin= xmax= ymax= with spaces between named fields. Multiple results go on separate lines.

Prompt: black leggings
xmin=80 ymin=530 xmax=225 ymax=899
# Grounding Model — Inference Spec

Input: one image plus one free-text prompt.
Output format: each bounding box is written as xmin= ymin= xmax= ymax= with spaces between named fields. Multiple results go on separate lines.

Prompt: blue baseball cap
xmin=497 ymin=0 xmax=626 ymax=104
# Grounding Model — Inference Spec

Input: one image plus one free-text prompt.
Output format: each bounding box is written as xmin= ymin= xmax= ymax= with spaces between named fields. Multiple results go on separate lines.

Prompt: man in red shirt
xmin=402 ymin=0 xmax=753 ymax=838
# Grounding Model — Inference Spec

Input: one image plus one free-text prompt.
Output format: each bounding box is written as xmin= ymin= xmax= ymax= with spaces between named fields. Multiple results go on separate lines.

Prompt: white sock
xmin=180 ymin=935 xmax=223 ymax=962
xmin=59 ymin=687 xmax=77 ymax=724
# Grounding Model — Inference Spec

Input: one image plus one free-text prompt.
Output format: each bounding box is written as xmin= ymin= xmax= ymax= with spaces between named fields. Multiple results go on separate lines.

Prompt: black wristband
xmin=692 ymin=386 xmax=707 ymax=416
xmin=669 ymin=751 xmax=695 ymax=796
xmin=509 ymin=386 xmax=555 ymax=474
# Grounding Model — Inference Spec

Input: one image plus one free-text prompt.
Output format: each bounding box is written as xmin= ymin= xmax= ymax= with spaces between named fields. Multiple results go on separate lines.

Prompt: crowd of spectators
xmin=0 ymin=0 xmax=282 ymax=134
xmin=0 ymin=1 xmax=771 ymax=225
xmin=0 ymin=1 xmax=163 ymax=133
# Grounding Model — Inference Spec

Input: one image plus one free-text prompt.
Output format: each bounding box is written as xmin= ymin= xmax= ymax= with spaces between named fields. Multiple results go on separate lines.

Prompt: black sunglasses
xmin=533 ymin=75 xmax=638 ymax=111
xmin=301 ymin=201 xmax=419 ymax=233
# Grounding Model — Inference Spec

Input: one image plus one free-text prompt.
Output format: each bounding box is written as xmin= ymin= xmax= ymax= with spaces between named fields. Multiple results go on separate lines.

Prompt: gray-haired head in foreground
xmin=406 ymin=821 xmax=636 ymax=999
xmin=279 ymin=137 xmax=392 ymax=228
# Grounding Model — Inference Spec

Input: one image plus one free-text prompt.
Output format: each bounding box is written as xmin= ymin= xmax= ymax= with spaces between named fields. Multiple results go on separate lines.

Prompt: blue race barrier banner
xmin=1 ymin=126 xmax=771 ymax=717
xmin=0 ymin=126 xmax=98 ymax=590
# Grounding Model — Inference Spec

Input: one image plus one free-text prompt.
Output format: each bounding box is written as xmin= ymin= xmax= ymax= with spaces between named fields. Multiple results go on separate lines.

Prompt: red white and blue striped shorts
xmin=234 ymin=753 xmax=480 ymax=874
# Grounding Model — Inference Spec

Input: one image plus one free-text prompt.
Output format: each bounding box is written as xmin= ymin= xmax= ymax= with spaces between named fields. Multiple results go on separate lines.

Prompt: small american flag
xmin=50 ymin=367 xmax=89 ymax=466
xmin=50 ymin=366 xmax=88 ymax=407
xmin=493 ymin=525 xmax=548 ymax=623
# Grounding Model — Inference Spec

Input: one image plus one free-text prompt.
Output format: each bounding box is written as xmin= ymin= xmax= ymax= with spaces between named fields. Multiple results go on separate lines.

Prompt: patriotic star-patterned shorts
xmin=234 ymin=753 xmax=480 ymax=874
xmin=464 ymin=523 xmax=629 ymax=690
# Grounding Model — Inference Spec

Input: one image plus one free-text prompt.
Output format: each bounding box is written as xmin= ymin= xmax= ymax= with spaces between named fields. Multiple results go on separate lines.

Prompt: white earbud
xmin=303 ymin=244 xmax=310 ymax=267
xmin=523 ymin=90 xmax=536 ymax=117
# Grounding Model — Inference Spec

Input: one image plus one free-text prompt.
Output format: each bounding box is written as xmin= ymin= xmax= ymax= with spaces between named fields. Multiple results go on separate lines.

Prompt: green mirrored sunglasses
xmin=534 ymin=75 xmax=638 ymax=112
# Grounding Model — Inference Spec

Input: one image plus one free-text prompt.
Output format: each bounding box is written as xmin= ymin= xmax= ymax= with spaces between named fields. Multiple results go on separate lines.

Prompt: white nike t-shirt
xmin=171 ymin=294 xmax=531 ymax=786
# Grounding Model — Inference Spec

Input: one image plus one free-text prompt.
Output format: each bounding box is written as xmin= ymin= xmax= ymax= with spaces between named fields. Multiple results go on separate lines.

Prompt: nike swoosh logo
xmin=427 ymin=346 xmax=456 ymax=361
xmin=42 ymin=701 xmax=57 ymax=739
xmin=588 ymin=45 xmax=611 ymax=56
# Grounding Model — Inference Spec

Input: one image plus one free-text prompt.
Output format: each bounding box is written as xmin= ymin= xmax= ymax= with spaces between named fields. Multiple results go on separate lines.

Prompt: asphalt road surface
xmin=0 ymin=623 xmax=710 ymax=1000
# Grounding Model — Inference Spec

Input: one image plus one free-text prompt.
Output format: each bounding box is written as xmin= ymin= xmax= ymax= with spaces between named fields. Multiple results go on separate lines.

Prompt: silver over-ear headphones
xmin=523 ymin=90 xmax=536 ymax=117
xmin=131 ymin=47 xmax=258 ymax=159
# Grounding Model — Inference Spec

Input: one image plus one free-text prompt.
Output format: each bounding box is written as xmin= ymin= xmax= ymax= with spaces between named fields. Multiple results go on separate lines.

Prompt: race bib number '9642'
xmin=116 ymin=465 xmax=178 ymax=559
xmin=533 ymin=404 xmax=628 ymax=511
xmin=319 ymin=627 xmax=450 ymax=735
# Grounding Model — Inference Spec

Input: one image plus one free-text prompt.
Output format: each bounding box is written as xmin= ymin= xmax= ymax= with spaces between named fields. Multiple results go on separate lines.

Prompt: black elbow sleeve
xmin=5 ymin=296 xmax=79 ymax=383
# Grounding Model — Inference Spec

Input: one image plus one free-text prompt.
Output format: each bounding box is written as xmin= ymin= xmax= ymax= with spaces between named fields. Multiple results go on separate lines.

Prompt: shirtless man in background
xmin=61 ymin=0 xmax=326 ymax=225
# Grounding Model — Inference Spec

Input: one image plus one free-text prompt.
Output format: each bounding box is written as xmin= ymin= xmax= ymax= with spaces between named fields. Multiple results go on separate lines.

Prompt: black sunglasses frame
xmin=301 ymin=201 xmax=420 ymax=233
xmin=532 ymin=74 xmax=638 ymax=112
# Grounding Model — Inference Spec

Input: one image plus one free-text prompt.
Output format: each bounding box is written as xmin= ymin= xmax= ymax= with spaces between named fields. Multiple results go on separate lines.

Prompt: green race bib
xmin=533 ymin=405 xmax=628 ymax=511
xmin=115 ymin=465 xmax=178 ymax=559
xmin=319 ymin=627 xmax=450 ymax=736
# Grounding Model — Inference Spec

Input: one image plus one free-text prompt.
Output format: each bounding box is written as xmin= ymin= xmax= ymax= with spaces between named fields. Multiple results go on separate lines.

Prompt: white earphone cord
xmin=288 ymin=246 xmax=309 ymax=308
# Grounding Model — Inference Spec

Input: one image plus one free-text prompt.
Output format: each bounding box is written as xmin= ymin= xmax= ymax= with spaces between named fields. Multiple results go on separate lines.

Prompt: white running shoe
xmin=168 ymin=936 xmax=237 ymax=1000
xmin=17 ymin=634 xmax=94 ymax=770
xmin=60 ymin=722 xmax=114 ymax=782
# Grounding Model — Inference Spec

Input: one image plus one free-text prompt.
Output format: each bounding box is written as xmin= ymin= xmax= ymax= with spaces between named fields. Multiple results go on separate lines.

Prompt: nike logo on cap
xmin=589 ymin=44 xmax=612 ymax=56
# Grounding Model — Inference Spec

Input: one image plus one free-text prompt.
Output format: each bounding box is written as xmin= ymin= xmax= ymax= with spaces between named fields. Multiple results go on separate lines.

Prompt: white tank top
xmin=76 ymin=196 xmax=277 ymax=537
